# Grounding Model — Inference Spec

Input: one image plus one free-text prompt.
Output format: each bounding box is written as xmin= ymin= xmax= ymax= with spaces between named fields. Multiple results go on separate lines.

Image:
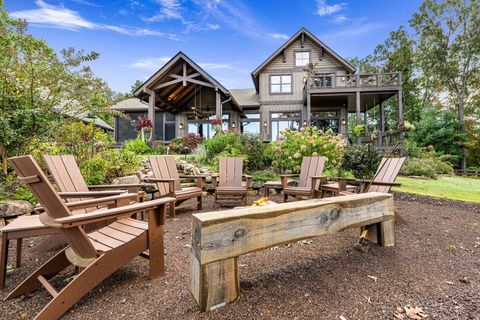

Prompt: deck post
xmin=397 ymin=78 xmax=404 ymax=152
xmin=146 ymin=88 xmax=156 ymax=144
xmin=215 ymin=87 xmax=222 ymax=121
xmin=355 ymin=91 xmax=361 ymax=143
xmin=379 ymin=101 xmax=385 ymax=145
xmin=306 ymin=93 xmax=311 ymax=126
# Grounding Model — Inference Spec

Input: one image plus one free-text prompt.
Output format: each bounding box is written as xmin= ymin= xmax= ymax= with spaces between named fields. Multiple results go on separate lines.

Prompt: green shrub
xmin=81 ymin=149 xmax=141 ymax=184
xmin=400 ymin=157 xmax=438 ymax=179
xmin=248 ymin=171 xmax=280 ymax=183
xmin=203 ymin=132 xmax=271 ymax=171
xmin=124 ymin=139 xmax=155 ymax=155
xmin=14 ymin=185 xmax=37 ymax=204
xmin=272 ymin=127 xmax=346 ymax=173
xmin=342 ymin=144 xmax=383 ymax=179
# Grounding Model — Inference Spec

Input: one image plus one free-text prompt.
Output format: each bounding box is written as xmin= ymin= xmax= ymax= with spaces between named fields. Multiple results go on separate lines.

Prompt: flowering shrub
xmin=272 ymin=127 xmax=346 ymax=173
xmin=169 ymin=133 xmax=204 ymax=154
xmin=135 ymin=116 xmax=152 ymax=141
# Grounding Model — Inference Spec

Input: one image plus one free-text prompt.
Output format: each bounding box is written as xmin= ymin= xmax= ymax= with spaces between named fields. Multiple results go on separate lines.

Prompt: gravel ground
xmin=1 ymin=192 xmax=479 ymax=320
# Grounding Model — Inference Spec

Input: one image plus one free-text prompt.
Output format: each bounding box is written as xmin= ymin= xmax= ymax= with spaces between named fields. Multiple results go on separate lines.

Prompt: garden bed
xmin=1 ymin=193 xmax=479 ymax=319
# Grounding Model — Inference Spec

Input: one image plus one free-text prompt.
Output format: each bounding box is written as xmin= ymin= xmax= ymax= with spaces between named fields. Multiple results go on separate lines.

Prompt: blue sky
xmin=6 ymin=0 xmax=423 ymax=93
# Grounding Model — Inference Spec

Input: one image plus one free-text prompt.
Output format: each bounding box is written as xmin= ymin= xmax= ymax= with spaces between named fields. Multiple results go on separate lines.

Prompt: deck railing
xmin=305 ymin=72 xmax=401 ymax=90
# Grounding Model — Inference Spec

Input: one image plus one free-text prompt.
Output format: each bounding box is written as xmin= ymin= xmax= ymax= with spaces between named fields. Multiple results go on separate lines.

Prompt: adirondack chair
xmin=146 ymin=155 xmax=205 ymax=218
xmin=320 ymin=157 xmax=406 ymax=196
xmin=281 ymin=156 xmax=329 ymax=202
xmin=0 ymin=155 xmax=143 ymax=289
xmin=43 ymin=155 xmax=144 ymax=203
xmin=5 ymin=155 xmax=175 ymax=320
xmin=212 ymin=157 xmax=252 ymax=206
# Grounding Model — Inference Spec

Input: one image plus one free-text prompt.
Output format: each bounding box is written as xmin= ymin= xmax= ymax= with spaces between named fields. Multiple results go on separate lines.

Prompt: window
xmin=270 ymin=75 xmax=292 ymax=94
xmin=240 ymin=113 xmax=260 ymax=134
xmin=154 ymin=112 xmax=176 ymax=142
xmin=311 ymin=111 xmax=339 ymax=134
xmin=187 ymin=113 xmax=230 ymax=139
xmin=313 ymin=74 xmax=333 ymax=88
xmin=270 ymin=112 xmax=300 ymax=141
xmin=295 ymin=51 xmax=310 ymax=66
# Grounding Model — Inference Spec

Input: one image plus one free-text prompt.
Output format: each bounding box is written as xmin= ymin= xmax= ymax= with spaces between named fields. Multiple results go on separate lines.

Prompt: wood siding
xmin=259 ymin=37 xmax=348 ymax=103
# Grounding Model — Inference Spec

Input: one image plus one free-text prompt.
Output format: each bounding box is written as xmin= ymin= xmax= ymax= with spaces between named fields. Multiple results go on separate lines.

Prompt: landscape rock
xmin=0 ymin=200 xmax=34 ymax=219
xmin=112 ymin=175 xmax=141 ymax=185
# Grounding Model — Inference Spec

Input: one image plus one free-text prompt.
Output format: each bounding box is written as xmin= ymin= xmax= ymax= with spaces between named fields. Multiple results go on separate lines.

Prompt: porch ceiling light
xmin=231 ymin=122 xmax=236 ymax=128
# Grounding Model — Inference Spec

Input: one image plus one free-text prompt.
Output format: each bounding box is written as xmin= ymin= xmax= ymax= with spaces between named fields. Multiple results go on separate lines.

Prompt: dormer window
xmin=295 ymin=51 xmax=310 ymax=66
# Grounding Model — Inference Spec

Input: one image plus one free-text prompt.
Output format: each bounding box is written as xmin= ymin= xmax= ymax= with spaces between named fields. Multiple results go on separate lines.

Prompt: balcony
xmin=304 ymin=72 xmax=401 ymax=96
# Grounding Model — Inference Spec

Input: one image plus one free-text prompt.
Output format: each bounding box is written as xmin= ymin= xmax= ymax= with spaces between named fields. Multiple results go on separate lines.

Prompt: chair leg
xmin=197 ymin=195 xmax=203 ymax=210
xmin=243 ymin=195 xmax=247 ymax=206
xmin=4 ymin=248 xmax=71 ymax=300
xmin=169 ymin=202 xmax=176 ymax=219
xmin=283 ymin=193 xmax=288 ymax=202
xmin=1 ymin=233 xmax=9 ymax=289
xmin=15 ymin=239 xmax=22 ymax=268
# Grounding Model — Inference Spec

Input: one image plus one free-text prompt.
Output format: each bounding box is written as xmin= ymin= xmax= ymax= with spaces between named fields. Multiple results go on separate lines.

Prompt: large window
xmin=240 ymin=113 xmax=260 ymax=134
xmin=295 ymin=51 xmax=310 ymax=66
xmin=270 ymin=75 xmax=292 ymax=94
xmin=187 ymin=113 xmax=230 ymax=139
xmin=271 ymin=112 xmax=300 ymax=141
xmin=154 ymin=112 xmax=176 ymax=142
xmin=311 ymin=111 xmax=339 ymax=134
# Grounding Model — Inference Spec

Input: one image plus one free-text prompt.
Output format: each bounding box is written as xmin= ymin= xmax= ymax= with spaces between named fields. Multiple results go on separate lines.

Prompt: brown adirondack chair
xmin=146 ymin=155 xmax=205 ymax=218
xmin=5 ymin=155 xmax=175 ymax=320
xmin=43 ymin=155 xmax=144 ymax=203
xmin=212 ymin=157 xmax=252 ymax=206
xmin=281 ymin=156 xmax=329 ymax=202
xmin=321 ymin=157 xmax=406 ymax=196
xmin=1 ymin=155 xmax=142 ymax=289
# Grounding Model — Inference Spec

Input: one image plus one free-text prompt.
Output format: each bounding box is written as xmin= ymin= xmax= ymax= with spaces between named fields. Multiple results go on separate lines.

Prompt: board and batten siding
xmin=259 ymin=37 xmax=348 ymax=103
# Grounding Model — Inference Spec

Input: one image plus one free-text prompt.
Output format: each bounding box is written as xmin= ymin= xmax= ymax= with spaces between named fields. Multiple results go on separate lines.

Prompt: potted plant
xmin=135 ymin=116 xmax=153 ymax=142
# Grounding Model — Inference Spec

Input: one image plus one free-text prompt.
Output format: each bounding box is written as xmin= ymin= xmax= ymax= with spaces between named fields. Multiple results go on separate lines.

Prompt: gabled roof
xmin=229 ymin=89 xmax=259 ymax=107
xmin=133 ymin=51 xmax=229 ymax=97
xmin=251 ymin=27 xmax=356 ymax=91
xmin=110 ymin=98 xmax=150 ymax=111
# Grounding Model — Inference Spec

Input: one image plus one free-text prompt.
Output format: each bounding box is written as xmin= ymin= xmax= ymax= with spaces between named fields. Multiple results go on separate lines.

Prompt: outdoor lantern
xmin=303 ymin=120 xmax=307 ymax=126
xmin=179 ymin=123 xmax=184 ymax=129
xmin=232 ymin=122 xmax=236 ymax=128
xmin=341 ymin=119 xmax=346 ymax=125
xmin=263 ymin=121 xmax=268 ymax=128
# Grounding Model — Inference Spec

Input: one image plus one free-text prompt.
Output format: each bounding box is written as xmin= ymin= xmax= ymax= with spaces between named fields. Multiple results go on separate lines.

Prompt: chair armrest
xmin=178 ymin=175 xmax=206 ymax=179
xmin=88 ymin=184 xmax=143 ymax=189
xmin=179 ymin=175 xmax=206 ymax=189
xmin=280 ymin=174 xmax=299 ymax=188
xmin=58 ymin=190 xmax=126 ymax=199
xmin=310 ymin=176 xmax=328 ymax=191
xmin=143 ymin=178 xmax=177 ymax=183
xmin=360 ymin=181 xmax=402 ymax=187
xmin=279 ymin=174 xmax=300 ymax=178
xmin=243 ymin=175 xmax=252 ymax=188
xmin=339 ymin=191 xmax=355 ymax=196
xmin=64 ymin=193 xmax=138 ymax=211
xmin=55 ymin=197 xmax=176 ymax=228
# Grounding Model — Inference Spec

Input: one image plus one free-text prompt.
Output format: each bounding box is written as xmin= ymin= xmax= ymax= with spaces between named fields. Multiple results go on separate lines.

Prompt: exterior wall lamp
xmin=231 ymin=122 xmax=236 ymax=128
xmin=179 ymin=123 xmax=184 ymax=129
xmin=303 ymin=120 xmax=308 ymax=126
xmin=341 ymin=119 xmax=346 ymax=125
xmin=263 ymin=121 xmax=268 ymax=128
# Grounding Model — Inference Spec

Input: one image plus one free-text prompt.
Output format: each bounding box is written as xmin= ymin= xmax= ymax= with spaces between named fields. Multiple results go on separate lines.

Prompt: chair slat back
xmin=43 ymin=155 xmax=94 ymax=213
xmin=149 ymin=156 xmax=182 ymax=196
xmin=219 ymin=157 xmax=243 ymax=187
xmin=298 ymin=156 xmax=327 ymax=189
xmin=10 ymin=156 xmax=97 ymax=258
xmin=368 ymin=157 xmax=406 ymax=193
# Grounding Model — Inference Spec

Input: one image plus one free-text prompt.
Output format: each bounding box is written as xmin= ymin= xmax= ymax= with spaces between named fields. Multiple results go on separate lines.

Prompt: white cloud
xmin=268 ymin=33 xmax=289 ymax=40
xmin=143 ymin=0 xmax=183 ymax=22
xmin=321 ymin=22 xmax=384 ymax=39
xmin=10 ymin=0 xmax=171 ymax=37
xmin=332 ymin=14 xmax=349 ymax=23
xmin=129 ymin=57 xmax=172 ymax=69
xmin=316 ymin=0 xmax=346 ymax=16
xmin=71 ymin=0 xmax=102 ymax=7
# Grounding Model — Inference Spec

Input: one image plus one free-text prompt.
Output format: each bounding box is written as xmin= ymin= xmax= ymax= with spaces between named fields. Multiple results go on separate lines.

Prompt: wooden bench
xmin=190 ymin=192 xmax=396 ymax=311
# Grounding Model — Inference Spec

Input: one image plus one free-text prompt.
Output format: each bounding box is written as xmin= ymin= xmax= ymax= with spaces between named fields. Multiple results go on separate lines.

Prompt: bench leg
xmin=1 ymin=233 xmax=9 ymax=289
xmin=191 ymin=256 xmax=239 ymax=312
xmin=197 ymin=195 xmax=203 ymax=211
xmin=361 ymin=219 xmax=395 ymax=247
xmin=16 ymin=239 xmax=22 ymax=268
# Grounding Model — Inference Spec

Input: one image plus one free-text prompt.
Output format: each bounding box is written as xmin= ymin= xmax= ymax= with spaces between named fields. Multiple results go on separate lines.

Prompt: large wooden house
xmin=112 ymin=27 xmax=403 ymax=148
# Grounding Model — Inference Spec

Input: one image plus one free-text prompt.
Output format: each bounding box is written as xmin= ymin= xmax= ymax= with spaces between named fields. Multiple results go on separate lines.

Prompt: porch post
xmin=146 ymin=88 xmax=156 ymax=144
xmin=215 ymin=87 xmax=222 ymax=120
xmin=306 ymin=93 xmax=311 ymax=126
xmin=379 ymin=101 xmax=385 ymax=145
xmin=355 ymin=91 xmax=361 ymax=143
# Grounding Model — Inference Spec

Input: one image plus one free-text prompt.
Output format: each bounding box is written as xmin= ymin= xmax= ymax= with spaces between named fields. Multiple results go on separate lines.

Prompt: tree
xmin=410 ymin=0 xmax=480 ymax=170
xmin=0 ymin=2 xmax=114 ymax=174
xmin=130 ymin=80 xmax=143 ymax=95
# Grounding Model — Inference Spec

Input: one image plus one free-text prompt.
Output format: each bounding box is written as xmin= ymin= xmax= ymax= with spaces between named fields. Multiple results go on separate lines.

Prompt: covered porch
xmin=134 ymin=52 xmax=241 ymax=143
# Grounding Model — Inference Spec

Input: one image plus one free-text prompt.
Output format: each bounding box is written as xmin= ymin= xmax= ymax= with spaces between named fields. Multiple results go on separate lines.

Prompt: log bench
xmin=190 ymin=192 xmax=396 ymax=311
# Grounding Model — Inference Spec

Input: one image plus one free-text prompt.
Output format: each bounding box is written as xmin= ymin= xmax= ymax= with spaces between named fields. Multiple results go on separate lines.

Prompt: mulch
xmin=1 ymin=192 xmax=479 ymax=320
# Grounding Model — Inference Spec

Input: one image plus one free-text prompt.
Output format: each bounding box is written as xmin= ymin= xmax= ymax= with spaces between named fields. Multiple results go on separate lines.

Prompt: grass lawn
xmin=393 ymin=176 xmax=480 ymax=203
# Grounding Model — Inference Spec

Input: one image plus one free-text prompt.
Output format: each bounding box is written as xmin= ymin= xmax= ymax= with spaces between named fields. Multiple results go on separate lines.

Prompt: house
xmin=112 ymin=27 xmax=403 ymax=148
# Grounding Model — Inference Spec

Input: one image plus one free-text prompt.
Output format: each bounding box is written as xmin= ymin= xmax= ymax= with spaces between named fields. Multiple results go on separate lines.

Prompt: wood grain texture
xmin=190 ymin=192 xmax=395 ymax=311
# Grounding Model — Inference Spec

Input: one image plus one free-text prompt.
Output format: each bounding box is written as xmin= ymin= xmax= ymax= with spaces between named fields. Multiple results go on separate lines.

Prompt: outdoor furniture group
xmin=0 ymin=154 xmax=405 ymax=319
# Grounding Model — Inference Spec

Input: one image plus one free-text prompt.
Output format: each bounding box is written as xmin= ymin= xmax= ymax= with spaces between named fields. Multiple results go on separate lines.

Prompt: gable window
xmin=270 ymin=75 xmax=292 ymax=94
xmin=295 ymin=51 xmax=310 ymax=66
